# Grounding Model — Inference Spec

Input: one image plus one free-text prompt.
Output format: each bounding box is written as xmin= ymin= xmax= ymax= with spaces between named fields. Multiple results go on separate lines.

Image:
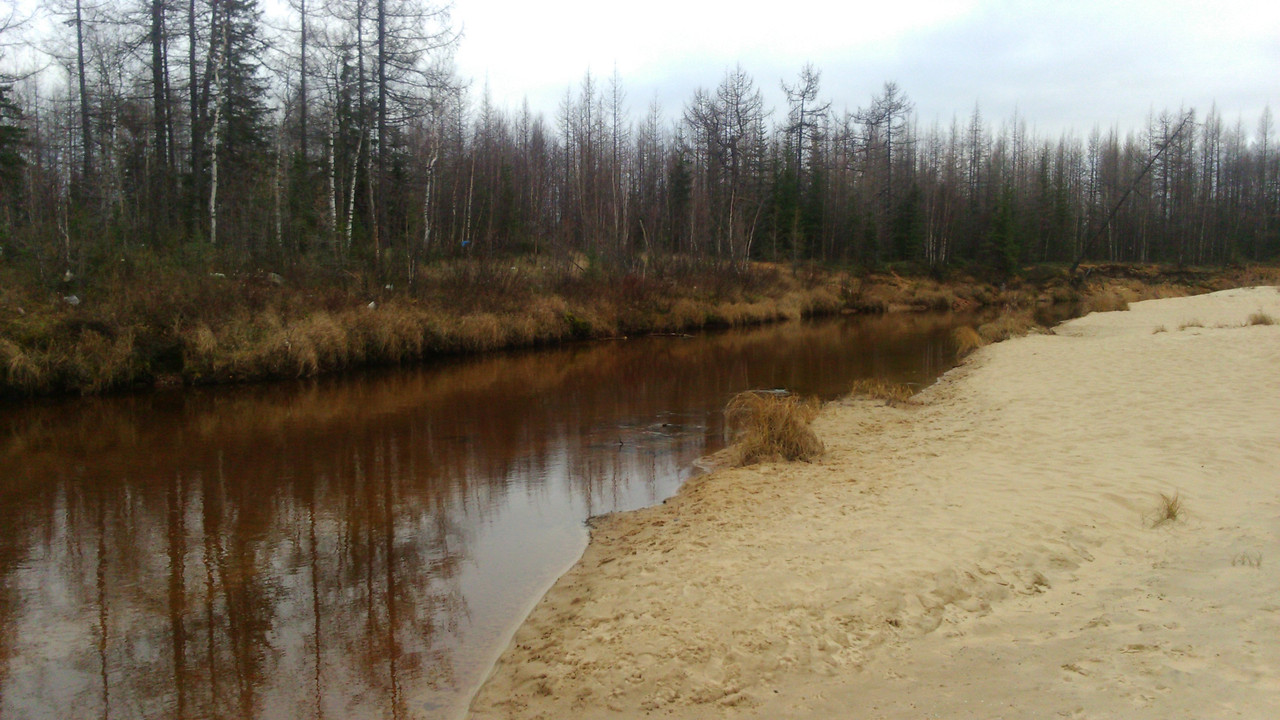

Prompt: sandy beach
xmin=468 ymin=287 xmax=1280 ymax=719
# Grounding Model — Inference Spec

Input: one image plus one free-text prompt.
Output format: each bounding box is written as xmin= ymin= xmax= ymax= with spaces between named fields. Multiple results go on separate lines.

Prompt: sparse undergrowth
xmin=1246 ymin=311 xmax=1276 ymax=326
xmin=725 ymin=391 xmax=824 ymax=465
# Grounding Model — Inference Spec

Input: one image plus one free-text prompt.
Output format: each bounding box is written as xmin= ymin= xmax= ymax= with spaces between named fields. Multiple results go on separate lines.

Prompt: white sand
xmin=468 ymin=287 xmax=1280 ymax=719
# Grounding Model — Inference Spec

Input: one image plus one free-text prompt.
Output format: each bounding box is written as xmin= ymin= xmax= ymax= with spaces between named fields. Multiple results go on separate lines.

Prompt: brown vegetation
xmin=976 ymin=312 xmax=1043 ymax=344
xmin=1151 ymin=491 xmax=1184 ymax=527
xmin=848 ymin=378 xmax=917 ymax=405
xmin=725 ymin=391 xmax=824 ymax=465
xmin=0 ymin=259 xmax=856 ymax=397
xmin=2 ymin=258 xmax=1276 ymax=398
xmin=953 ymin=326 xmax=986 ymax=355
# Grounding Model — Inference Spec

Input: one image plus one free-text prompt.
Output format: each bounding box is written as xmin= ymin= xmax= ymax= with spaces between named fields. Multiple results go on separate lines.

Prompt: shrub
xmin=1246 ymin=311 xmax=1276 ymax=326
xmin=725 ymin=391 xmax=824 ymax=465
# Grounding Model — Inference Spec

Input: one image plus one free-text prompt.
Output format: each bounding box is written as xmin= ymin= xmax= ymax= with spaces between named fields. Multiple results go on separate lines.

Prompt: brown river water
xmin=0 ymin=312 xmax=973 ymax=720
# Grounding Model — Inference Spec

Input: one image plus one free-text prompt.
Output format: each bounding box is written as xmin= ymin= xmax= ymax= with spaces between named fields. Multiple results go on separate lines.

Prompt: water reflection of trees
xmin=0 ymin=313 xmax=964 ymax=718
xmin=0 ymin=436 xmax=471 ymax=719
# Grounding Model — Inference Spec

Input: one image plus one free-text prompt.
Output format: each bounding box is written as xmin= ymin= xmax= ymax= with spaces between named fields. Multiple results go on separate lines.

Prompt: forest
xmin=0 ymin=0 xmax=1277 ymax=279
xmin=0 ymin=0 xmax=1278 ymax=395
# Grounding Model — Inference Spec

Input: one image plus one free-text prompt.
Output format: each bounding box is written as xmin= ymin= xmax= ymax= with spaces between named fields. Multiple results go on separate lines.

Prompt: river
xmin=0 ymin=312 xmax=972 ymax=719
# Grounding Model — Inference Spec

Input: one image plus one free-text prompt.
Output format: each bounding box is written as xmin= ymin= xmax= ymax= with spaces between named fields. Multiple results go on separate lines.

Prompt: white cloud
xmin=452 ymin=0 xmax=1277 ymax=135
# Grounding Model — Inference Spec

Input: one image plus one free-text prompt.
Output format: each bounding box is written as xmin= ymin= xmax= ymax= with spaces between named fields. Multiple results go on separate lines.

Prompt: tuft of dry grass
xmin=1152 ymin=325 xmax=1167 ymax=334
xmin=1178 ymin=320 xmax=1204 ymax=331
xmin=1150 ymin=491 xmax=1183 ymax=527
xmin=1246 ymin=311 xmax=1276 ymax=326
xmin=953 ymin=326 xmax=986 ymax=355
xmin=725 ymin=391 xmax=824 ymax=465
xmin=977 ymin=312 xmax=1041 ymax=343
xmin=1083 ymin=288 xmax=1130 ymax=314
xmin=849 ymin=378 xmax=916 ymax=405
xmin=1 ymin=338 xmax=45 ymax=392
xmin=70 ymin=329 xmax=139 ymax=394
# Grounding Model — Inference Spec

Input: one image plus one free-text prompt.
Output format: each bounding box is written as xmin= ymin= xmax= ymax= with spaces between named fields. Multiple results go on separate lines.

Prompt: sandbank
xmin=469 ymin=287 xmax=1280 ymax=719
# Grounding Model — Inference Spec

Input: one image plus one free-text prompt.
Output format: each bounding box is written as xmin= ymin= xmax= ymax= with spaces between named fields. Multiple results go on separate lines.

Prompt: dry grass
xmin=1 ymin=338 xmax=44 ymax=392
xmin=1246 ymin=311 xmax=1276 ymax=326
xmin=849 ymin=378 xmax=916 ymax=405
xmin=1082 ymin=288 xmax=1130 ymax=313
xmin=1079 ymin=279 xmax=1196 ymax=316
xmin=725 ymin=391 xmax=824 ymax=465
xmin=1152 ymin=325 xmax=1168 ymax=334
xmin=977 ymin=312 xmax=1041 ymax=343
xmin=1178 ymin=320 xmax=1204 ymax=330
xmin=953 ymin=326 xmax=986 ymax=355
xmin=1150 ymin=491 xmax=1183 ymax=527
xmin=0 ymin=258 xmax=1266 ymax=398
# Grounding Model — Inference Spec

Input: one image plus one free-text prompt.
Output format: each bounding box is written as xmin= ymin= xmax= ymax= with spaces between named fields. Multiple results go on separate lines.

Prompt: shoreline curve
xmin=468 ymin=287 xmax=1280 ymax=719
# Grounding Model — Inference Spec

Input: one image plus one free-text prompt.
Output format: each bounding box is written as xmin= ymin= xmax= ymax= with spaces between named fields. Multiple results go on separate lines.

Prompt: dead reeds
xmin=725 ymin=391 xmax=824 ymax=465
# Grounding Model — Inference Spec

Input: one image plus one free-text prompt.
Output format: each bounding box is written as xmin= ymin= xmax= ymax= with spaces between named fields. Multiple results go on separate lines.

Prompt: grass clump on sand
xmin=977 ymin=312 xmax=1041 ymax=343
xmin=953 ymin=326 xmax=986 ymax=355
xmin=1150 ymin=491 xmax=1183 ymax=527
xmin=849 ymin=378 xmax=916 ymax=406
xmin=725 ymin=391 xmax=824 ymax=465
xmin=1246 ymin=311 xmax=1276 ymax=326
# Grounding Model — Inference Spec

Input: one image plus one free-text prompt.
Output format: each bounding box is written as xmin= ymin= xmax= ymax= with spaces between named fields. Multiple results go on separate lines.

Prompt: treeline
xmin=1 ymin=1 xmax=1277 ymax=283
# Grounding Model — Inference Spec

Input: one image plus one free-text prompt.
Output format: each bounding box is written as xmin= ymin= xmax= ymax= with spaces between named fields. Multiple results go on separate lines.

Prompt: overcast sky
xmin=450 ymin=0 xmax=1279 ymax=137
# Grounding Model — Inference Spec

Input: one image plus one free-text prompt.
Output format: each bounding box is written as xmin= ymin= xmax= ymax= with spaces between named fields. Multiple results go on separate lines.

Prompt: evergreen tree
xmin=215 ymin=0 xmax=270 ymax=166
xmin=986 ymin=184 xmax=1019 ymax=275
xmin=206 ymin=0 xmax=271 ymax=248
xmin=0 ymin=78 xmax=23 ymax=234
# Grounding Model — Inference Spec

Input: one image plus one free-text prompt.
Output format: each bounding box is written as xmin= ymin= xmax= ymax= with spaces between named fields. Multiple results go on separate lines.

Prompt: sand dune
xmin=468 ymin=287 xmax=1280 ymax=719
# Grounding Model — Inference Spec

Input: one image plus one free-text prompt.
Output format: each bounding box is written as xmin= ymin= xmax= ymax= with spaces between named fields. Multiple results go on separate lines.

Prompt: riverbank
xmin=1 ymin=255 xmax=1268 ymax=398
xmin=468 ymin=286 xmax=1280 ymax=719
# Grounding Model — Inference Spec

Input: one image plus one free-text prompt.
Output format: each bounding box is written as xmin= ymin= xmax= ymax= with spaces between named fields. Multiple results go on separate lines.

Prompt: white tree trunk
xmin=209 ymin=81 xmax=222 ymax=246
xmin=422 ymin=138 xmax=438 ymax=251
xmin=327 ymin=122 xmax=337 ymax=244
xmin=345 ymin=132 xmax=363 ymax=252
